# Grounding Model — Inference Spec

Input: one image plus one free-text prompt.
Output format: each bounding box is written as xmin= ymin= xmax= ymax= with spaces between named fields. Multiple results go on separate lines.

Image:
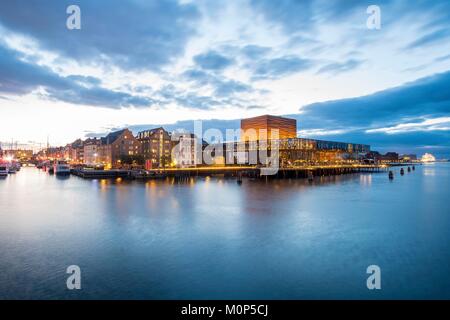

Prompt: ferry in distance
xmin=421 ymin=153 xmax=436 ymax=163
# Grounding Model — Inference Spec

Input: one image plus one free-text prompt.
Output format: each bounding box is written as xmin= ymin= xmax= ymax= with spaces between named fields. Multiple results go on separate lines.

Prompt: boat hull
xmin=54 ymin=164 xmax=71 ymax=176
xmin=55 ymin=171 xmax=71 ymax=176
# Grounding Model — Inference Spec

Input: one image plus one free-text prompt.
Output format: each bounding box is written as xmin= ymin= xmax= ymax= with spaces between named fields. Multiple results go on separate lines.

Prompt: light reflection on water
xmin=0 ymin=164 xmax=450 ymax=299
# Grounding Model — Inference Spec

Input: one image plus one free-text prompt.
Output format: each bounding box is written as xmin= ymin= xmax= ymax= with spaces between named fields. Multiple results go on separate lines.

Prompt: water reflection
xmin=1 ymin=165 xmax=450 ymax=299
xmin=359 ymin=174 xmax=372 ymax=186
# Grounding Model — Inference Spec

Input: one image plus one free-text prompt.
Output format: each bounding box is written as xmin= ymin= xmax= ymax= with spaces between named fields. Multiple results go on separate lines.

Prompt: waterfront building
xmin=241 ymin=115 xmax=297 ymax=142
xmin=63 ymin=144 xmax=72 ymax=161
xmin=137 ymin=127 xmax=172 ymax=168
xmin=97 ymin=129 xmax=142 ymax=169
xmin=217 ymin=137 xmax=370 ymax=167
xmin=1 ymin=149 xmax=34 ymax=161
xmin=365 ymin=151 xmax=399 ymax=163
xmin=383 ymin=152 xmax=399 ymax=162
xmin=70 ymin=139 xmax=85 ymax=164
xmin=37 ymin=147 xmax=65 ymax=161
xmin=400 ymin=154 xmax=417 ymax=162
xmin=83 ymin=138 xmax=102 ymax=165
xmin=206 ymin=115 xmax=370 ymax=167
xmin=171 ymin=133 xmax=204 ymax=168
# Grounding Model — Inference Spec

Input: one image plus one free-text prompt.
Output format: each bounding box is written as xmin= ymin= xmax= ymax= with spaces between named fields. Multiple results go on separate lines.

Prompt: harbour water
xmin=1 ymin=163 xmax=449 ymax=299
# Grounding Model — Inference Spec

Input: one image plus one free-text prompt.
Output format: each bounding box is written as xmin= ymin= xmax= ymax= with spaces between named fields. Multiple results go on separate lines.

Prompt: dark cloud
xmin=250 ymin=0 xmax=316 ymax=33
xmin=251 ymin=0 xmax=450 ymax=34
xmin=0 ymin=45 xmax=153 ymax=108
xmin=316 ymin=59 xmax=364 ymax=75
xmin=435 ymin=54 xmax=450 ymax=63
xmin=66 ymin=75 xmax=102 ymax=87
xmin=251 ymin=56 xmax=314 ymax=80
xmin=154 ymin=83 xmax=255 ymax=111
xmin=175 ymin=93 xmax=222 ymax=110
xmin=46 ymin=86 xmax=155 ymax=109
xmin=214 ymin=79 xmax=253 ymax=96
xmin=182 ymin=69 xmax=254 ymax=97
xmin=241 ymin=45 xmax=272 ymax=59
xmin=128 ymin=118 xmax=241 ymax=139
xmin=182 ymin=69 xmax=210 ymax=85
xmin=405 ymin=28 xmax=450 ymax=50
xmin=193 ymin=51 xmax=234 ymax=70
xmin=297 ymin=71 xmax=450 ymax=129
xmin=0 ymin=0 xmax=200 ymax=71
xmin=249 ymin=0 xmax=379 ymax=35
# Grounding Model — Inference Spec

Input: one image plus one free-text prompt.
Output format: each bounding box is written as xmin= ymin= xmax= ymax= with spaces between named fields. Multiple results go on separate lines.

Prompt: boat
xmin=307 ymin=170 xmax=314 ymax=182
xmin=0 ymin=165 xmax=8 ymax=177
xmin=131 ymin=170 xmax=167 ymax=180
xmin=421 ymin=153 xmax=436 ymax=163
xmin=8 ymin=161 xmax=20 ymax=173
xmin=54 ymin=160 xmax=71 ymax=176
xmin=37 ymin=162 xmax=46 ymax=169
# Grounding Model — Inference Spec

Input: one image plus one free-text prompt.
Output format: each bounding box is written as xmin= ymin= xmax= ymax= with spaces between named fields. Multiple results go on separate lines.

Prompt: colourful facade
xmin=241 ymin=115 xmax=297 ymax=142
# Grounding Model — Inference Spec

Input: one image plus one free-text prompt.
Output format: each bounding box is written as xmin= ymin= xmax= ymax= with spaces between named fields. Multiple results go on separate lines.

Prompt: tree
xmin=119 ymin=155 xmax=145 ymax=166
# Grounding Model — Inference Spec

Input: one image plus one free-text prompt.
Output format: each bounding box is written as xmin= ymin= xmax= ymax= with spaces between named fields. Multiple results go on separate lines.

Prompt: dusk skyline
xmin=2 ymin=1 xmax=450 ymax=305
xmin=0 ymin=0 xmax=449 ymax=157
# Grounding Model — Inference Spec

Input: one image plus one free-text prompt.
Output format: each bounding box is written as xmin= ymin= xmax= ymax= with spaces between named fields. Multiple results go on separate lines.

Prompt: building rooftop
xmin=103 ymin=129 xmax=127 ymax=145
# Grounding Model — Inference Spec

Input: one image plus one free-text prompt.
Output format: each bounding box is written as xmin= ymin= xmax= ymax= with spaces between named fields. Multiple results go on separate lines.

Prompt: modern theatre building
xmin=218 ymin=115 xmax=370 ymax=167
xmin=241 ymin=114 xmax=297 ymax=141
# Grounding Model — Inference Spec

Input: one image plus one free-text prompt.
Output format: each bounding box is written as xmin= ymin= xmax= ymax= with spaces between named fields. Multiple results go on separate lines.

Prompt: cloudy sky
xmin=0 ymin=0 xmax=449 ymax=157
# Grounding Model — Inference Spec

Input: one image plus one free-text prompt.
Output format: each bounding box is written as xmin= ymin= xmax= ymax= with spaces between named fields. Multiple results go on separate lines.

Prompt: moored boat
xmin=54 ymin=160 xmax=71 ymax=176
xmin=0 ymin=165 xmax=8 ymax=177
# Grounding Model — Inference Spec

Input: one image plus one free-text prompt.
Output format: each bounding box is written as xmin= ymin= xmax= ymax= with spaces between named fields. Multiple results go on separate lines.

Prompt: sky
xmin=0 ymin=0 xmax=449 ymax=157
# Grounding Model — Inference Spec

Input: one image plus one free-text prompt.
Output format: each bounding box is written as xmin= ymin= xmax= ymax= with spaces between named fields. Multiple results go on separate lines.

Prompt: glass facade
xmin=215 ymin=137 xmax=370 ymax=167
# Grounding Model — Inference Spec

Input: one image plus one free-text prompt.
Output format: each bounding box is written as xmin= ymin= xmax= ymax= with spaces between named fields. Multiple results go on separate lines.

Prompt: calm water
xmin=1 ymin=164 xmax=449 ymax=299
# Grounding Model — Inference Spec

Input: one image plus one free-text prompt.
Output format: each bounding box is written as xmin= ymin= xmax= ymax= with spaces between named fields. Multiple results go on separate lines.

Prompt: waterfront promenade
xmin=69 ymin=164 xmax=397 ymax=180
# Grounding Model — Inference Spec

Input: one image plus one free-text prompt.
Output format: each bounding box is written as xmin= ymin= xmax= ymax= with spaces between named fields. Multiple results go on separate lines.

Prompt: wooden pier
xmin=146 ymin=164 xmax=389 ymax=180
xmin=70 ymin=164 xmax=396 ymax=180
xmin=71 ymin=169 xmax=131 ymax=179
